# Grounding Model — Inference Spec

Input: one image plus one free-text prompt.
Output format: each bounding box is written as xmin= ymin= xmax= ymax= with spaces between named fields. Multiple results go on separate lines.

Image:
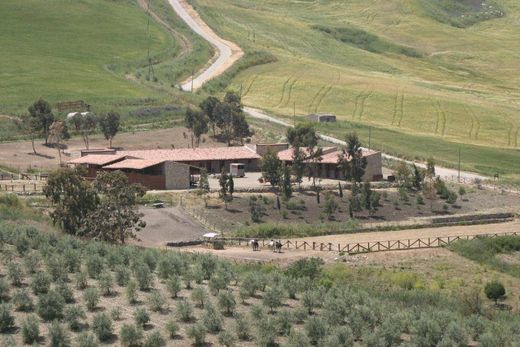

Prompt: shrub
xmin=176 ymin=298 xmax=193 ymax=322
xmin=218 ymin=330 xmax=237 ymax=347
xmin=447 ymin=191 xmax=458 ymax=205
xmin=234 ymin=313 xmax=251 ymax=341
xmin=65 ymin=305 xmax=86 ymax=331
xmin=135 ymin=307 xmax=151 ymax=327
xmin=302 ymin=290 xmax=320 ymax=314
xmin=209 ymin=273 xmax=228 ymax=295
xmin=218 ymin=290 xmax=236 ymax=315
xmin=75 ymin=271 xmax=89 ymax=290
xmin=293 ymin=305 xmax=308 ymax=324
xmin=46 ymin=255 xmax=68 ymax=282
xmin=0 ymin=304 xmax=14 ymax=332
xmin=157 ymin=254 xmax=183 ymax=280
xmin=120 ymin=324 xmax=143 ymax=347
xmin=31 ymin=271 xmax=51 ymax=294
xmin=84 ymin=287 xmax=100 ymax=311
xmin=115 ymin=266 xmax=131 ymax=286
xmin=77 ymin=332 xmax=98 ymax=347
xmin=12 ymin=288 xmax=33 ymax=312
xmin=165 ymin=276 xmax=181 ymax=298
xmin=0 ymin=278 xmax=8 ymax=302
xmin=485 ymin=281 xmax=505 ymax=303
xmin=287 ymin=330 xmax=311 ymax=347
xmin=111 ymin=307 xmax=122 ymax=321
xmin=187 ymin=322 xmax=206 ymax=346
xmin=478 ymin=332 xmax=501 ymax=347
xmin=411 ymin=313 xmax=443 ymax=347
xmin=191 ymin=286 xmax=208 ymax=308
xmin=92 ymin=312 xmax=113 ymax=342
xmin=57 ymin=281 xmax=75 ymax=304
xmin=143 ymin=331 xmax=166 ymax=347
xmin=263 ymin=285 xmax=284 ymax=313
xmin=7 ymin=262 xmax=24 ymax=286
xmin=416 ymin=194 xmax=425 ymax=205
xmin=444 ymin=321 xmax=467 ymax=346
xmin=98 ymin=271 xmax=113 ymax=296
xmin=24 ymin=252 xmax=41 ymax=274
xmin=305 ymin=317 xmax=327 ymax=345
xmin=37 ymin=289 xmax=64 ymax=321
xmin=202 ymin=302 xmax=223 ymax=333
xmin=330 ymin=326 xmax=354 ymax=347
xmin=134 ymin=263 xmax=154 ymax=291
xmin=286 ymin=257 xmax=324 ymax=279
xmin=21 ymin=314 xmax=40 ymax=344
xmin=255 ymin=316 xmax=277 ymax=347
xmin=48 ymin=321 xmax=71 ymax=347
xmin=126 ymin=279 xmax=138 ymax=304
xmin=165 ymin=318 xmax=179 ymax=339
xmin=148 ymin=290 xmax=166 ymax=312
xmin=86 ymin=255 xmax=104 ymax=279
xmin=276 ymin=310 xmax=292 ymax=336
xmin=63 ymin=247 xmax=81 ymax=273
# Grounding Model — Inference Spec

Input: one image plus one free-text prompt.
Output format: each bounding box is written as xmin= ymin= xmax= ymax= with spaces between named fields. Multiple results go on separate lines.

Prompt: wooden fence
xmin=215 ymin=232 xmax=520 ymax=255
xmin=1 ymin=184 xmax=43 ymax=193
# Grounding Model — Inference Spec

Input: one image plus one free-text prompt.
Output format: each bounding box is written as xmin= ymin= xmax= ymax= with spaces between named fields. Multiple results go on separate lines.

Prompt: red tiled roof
xmin=103 ymin=158 xmax=166 ymax=170
xmin=68 ymin=154 xmax=128 ymax=166
xmin=277 ymin=147 xmax=337 ymax=162
xmin=119 ymin=146 xmax=261 ymax=162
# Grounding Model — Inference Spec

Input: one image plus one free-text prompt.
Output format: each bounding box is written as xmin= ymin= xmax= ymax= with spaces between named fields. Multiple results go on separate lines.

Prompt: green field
xmin=0 ymin=0 xmax=211 ymax=114
xmin=190 ymin=0 xmax=520 ymax=177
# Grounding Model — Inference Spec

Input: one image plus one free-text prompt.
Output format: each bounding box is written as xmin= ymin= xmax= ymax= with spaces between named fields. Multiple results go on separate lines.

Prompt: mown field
xmin=2 ymin=194 xmax=520 ymax=346
xmin=0 ymin=0 xmax=211 ymax=114
xmin=189 ymin=0 xmax=520 ymax=177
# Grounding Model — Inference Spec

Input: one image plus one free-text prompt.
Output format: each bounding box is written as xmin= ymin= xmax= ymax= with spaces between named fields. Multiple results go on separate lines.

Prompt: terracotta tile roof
xmin=277 ymin=147 xmax=337 ymax=162
xmin=119 ymin=146 xmax=261 ymax=162
xmin=103 ymin=158 xmax=166 ymax=170
xmin=68 ymin=154 xmax=128 ymax=166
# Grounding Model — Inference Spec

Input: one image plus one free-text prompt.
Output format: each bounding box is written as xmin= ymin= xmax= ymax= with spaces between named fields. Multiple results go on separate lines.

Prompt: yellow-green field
xmin=191 ymin=0 xmax=520 ymax=177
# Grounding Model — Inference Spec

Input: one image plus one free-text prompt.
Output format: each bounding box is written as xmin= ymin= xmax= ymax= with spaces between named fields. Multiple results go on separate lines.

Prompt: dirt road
xmin=136 ymin=206 xmax=208 ymax=247
xmin=166 ymin=0 xmax=243 ymax=91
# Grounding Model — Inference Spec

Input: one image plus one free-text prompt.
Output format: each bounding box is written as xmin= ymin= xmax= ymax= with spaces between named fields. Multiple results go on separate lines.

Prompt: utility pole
xmin=368 ymin=126 xmax=372 ymax=151
xmin=191 ymin=69 xmax=194 ymax=93
xmin=458 ymin=147 xmax=461 ymax=183
xmin=293 ymin=101 xmax=296 ymax=127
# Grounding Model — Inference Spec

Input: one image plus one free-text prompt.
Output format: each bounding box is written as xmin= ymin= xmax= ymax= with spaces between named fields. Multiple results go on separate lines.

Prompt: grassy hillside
xmin=0 ymin=0 xmax=211 ymax=114
xmin=189 ymin=0 xmax=520 ymax=178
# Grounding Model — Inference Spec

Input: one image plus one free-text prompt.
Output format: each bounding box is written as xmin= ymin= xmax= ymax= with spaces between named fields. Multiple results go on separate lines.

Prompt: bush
xmin=302 ymin=290 xmax=320 ymax=314
xmin=305 ymin=316 xmax=327 ymax=345
xmin=286 ymin=257 xmax=324 ymax=279
xmin=202 ymin=302 xmax=223 ymax=333
xmin=187 ymin=322 xmax=206 ymax=346
xmin=444 ymin=321 xmax=467 ymax=346
xmin=234 ymin=313 xmax=251 ymax=341
xmin=218 ymin=290 xmax=236 ymax=315
xmin=12 ymin=288 xmax=33 ymax=312
xmin=255 ymin=317 xmax=277 ymax=347
xmin=287 ymin=330 xmax=311 ymax=347
xmin=0 ymin=278 xmax=8 ymax=302
xmin=37 ymin=289 xmax=65 ymax=321
xmin=176 ymin=298 xmax=193 ymax=322
xmin=0 ymin=304 xmax=14 ymax=332
xmin=165 ymin=318 xmax=179 ymax=339
xmin=46 ymin=255 xmax=68 ymax=282
xmin=31 ymin=271 xmax=51 ymax=294
xmin=65 ymin=305 xmax=86 ymax=331
xmin=92 ymin=312 xmax=113 ymax=342
xmin=263 ymin=285 xmax=284 ymax=313
xmin=57 ymin=281 xmax=75 ymax=304
xmin=209 ymin=273 xmax=228 ymax=295
xmin=191 ymin=286 xmax=208 ymax=308
xmin=77 ymin=332 xmax=98 ymax=347
xmin=24 ymin=252 xmax=41 ymax=274
xmin=143 ymin=331 xmax=166 ymax=347
xmin=21 ymin=314 xmax=40 ymax=344
xmin=218 ymin=330 xmax=237 ymax=347
xmin=478 ymin=332 xmax=501 ymax=347
xmin=98 ymin=271 xmax=113 ymax=296
xmin=148 ymin=290 xmax=166 ymax=312
xmin=165 ymin=276 xmax=181 ymax=298
xmin=120 ymin=324 xmax=143 ymax=347
xmin=134 ymin=263 xmax=154 ymax=291
xmin=7 ymin=262 xmax=24 ymax=286
xmin=63 ymin=247 xmax=81 ymax=273
xmin=86 ymin=255 xmax=104 ymax=279
xmin=48 ymin=321 xmax=71 ymax=347
xmin=126 ymin=279 xmax=138 ymax=304
xmin=416 ymin=194 xmax=425 ymax=205
xmin=134 ymin=307 xmax=151 ymax=327
xmin=116 ymin=266 xmax=131 ymax=286
xmin=84 ymin=287 xmax=100 ymax=311
xmin=276 ymin=310 xmax=292 ymax=336
xmin=485 ymin=281 xmax=505 ymax=303
xmin=411 ymin=313 xmax=443 ymax=347
xmin=75 ymin=271 xmax=89 ymax=290
xmin=111 ymin=307 xmax=122 ymax=321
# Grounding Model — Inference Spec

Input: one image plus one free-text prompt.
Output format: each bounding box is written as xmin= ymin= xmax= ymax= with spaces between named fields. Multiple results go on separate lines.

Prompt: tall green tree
xmin=261 ymin=150 xmax=282 ymax=189
xmin=70 ymin=113 xmax=97 ymax=149
xmin=28 ymin=98 xmax=55 ymax=145
xmin=17 ymin=114 xmax=40 ymax=154
xmin=218 ymin=170 xmax=233 ymax=209
xmin=213 ymin=91 xmax=249 ymax=146
xmin=337 ymin=133 xmax=367 ymax=183
xmin=280 ymin=164 xmax=292 ymax=200
xmin=286 ymin=124 xmax=318 ymax=148
xmin=86 ymin=171 xmax=146 ymax=244
xmin=291 ymin=147 xmax=306 ymax=190
xmin=200 ymin=96 xmax=221 ymax=137
xmin=99 ymin=112 xmax=120 ymax=148
xmin=43 ymin=167 xmax=98 ymax=235
xmin=48 ymin=121 xmax=70 ymax=165
xmin=193 ymin=113 xmax=209 ymax=147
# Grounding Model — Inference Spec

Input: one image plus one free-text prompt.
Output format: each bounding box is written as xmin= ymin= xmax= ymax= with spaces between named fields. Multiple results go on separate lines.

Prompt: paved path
xmin=166 ymin=0 xmax=243 ymax=91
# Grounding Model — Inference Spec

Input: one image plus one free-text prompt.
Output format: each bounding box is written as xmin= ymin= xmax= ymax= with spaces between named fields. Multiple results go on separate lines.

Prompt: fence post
xmin=23 ymin=185 xmax=25 ymax=192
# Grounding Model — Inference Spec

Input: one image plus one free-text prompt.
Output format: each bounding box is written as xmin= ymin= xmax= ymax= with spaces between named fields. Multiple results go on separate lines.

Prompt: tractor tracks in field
xmin=465 ymin=106 xmax=480 ymax=140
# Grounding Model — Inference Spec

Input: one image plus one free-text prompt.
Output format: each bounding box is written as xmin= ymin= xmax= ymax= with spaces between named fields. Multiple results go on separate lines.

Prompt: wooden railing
xmin=213 ymin=232 xmax=520 ymax=255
